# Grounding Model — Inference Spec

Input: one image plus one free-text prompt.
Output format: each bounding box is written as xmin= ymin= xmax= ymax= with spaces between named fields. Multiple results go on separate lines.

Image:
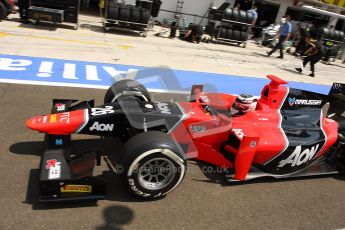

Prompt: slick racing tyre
xmin=107 ymin=6 xmax=119 ymax=20
xmin=121 ymin=131 xmax=186 ymax=199
xmin=231 ymin=9 xmax=240 ymax=22
xmin=220 ymin=28 xmax=228 ymax=39
xmin=339 ymin=31 xmax=345 ymax=41
xmin=323 ymin=28 xmax=330 ymax=39
xmin=119 ymin=5 xmax=130 ymax=22
xmin=228 ymin=29 xmax=233 ymax=40
xmin=233 ymin=30 xmax=241 ymax=41
xmin=240 ymin=31 xmax=248 ymax=41
xmin=239 ymin=10 xmax=247 ymax=23
xmin=328 ymin=30 xmax=336 ymax=41
xmin=104 ymin=79 xmax=151 ymax=104
xmin=107 ymin=0 xmax=118 ymax=7
xmin=130 ymin=6 xmax=140 ymax=23
xmin=224 ymin=8 xmax=232 ymax=20
xmin=140 ymin=8 xmax=150 ymax=24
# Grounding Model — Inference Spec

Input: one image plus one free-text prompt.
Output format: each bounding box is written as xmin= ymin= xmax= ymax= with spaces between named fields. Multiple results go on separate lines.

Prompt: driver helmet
xmin=230 ymin=94 xmax=257 ymax=116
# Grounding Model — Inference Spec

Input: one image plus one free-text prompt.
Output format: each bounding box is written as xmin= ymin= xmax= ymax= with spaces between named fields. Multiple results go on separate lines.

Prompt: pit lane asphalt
xmin=1 ymin=83 xmax=345 ymax=230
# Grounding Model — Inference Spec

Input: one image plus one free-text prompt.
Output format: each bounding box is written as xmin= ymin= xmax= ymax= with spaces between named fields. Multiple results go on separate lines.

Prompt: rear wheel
xmin=120 ymin=131 xmax=186 ymax=199
xmin=104 ymin=79 xmax=151 ymax=104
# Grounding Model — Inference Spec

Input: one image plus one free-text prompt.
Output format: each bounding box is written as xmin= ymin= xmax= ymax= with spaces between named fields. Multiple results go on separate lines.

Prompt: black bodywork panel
xmin=78 ymin=99 xmax=185 ymax=137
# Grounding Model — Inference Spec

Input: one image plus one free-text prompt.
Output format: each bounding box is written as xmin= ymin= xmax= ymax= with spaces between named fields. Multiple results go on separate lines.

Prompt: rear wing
xmin=327 ymin=83 xmax=345 ymax=129
xmin=329 ymin=83 xmax=345 ymax=101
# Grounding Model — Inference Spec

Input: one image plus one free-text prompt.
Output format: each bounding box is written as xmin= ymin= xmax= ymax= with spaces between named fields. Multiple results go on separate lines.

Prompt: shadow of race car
xmin=26 ymin=75 xmax=345 ymax=202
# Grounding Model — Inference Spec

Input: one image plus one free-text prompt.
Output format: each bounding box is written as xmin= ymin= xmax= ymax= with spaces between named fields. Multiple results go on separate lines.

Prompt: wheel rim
xmin=138 ymin=158 xmax=176 ymax=190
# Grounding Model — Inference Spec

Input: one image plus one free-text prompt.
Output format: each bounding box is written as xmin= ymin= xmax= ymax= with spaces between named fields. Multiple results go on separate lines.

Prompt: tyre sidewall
xmin=126 ymin=151 xmax=185 ymax=198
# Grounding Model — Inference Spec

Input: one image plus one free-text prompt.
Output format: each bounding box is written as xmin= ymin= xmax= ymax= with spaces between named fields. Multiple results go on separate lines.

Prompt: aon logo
xmin=156 ymin=102 xmax=171 ymax=115
xmin=89 ymin=122 xmax=114 ymax=132
xmin=278 ymin=144 xmax=319 ymax=168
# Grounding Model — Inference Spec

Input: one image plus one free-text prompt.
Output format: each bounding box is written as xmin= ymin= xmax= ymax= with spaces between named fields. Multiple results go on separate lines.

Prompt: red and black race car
xmin=26 ymin=75 xmax=345 ymax=202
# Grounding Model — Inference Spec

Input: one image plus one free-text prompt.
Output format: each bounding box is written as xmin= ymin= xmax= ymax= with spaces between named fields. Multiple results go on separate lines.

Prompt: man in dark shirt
xmin=183 ymin=23 xmax=203 ymax=43
xmin=295 ymin=35 xmax=324 ymax=77
xmin=293 ymin=23 xmax=307 ymax=55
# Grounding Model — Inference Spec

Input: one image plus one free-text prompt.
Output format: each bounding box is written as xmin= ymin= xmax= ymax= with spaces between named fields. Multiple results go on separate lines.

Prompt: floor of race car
xmin=2 ymin=83 xmax=345 ymax=230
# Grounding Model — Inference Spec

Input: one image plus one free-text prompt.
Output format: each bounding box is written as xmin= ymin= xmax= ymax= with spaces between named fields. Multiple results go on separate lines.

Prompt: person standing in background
xmin=17 ymin=0 xmax=29 ymax=23
xmin=292 ymin=23 xmax=307 ymax=56
xmin=247 ymin=4 xmax=258 ymax=38
xmin=266 ymin=15 xmax=292 ymax=59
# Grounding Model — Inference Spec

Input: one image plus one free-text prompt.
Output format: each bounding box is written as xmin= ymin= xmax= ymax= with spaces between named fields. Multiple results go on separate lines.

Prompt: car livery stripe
xmin=75 ymin=109 xmax=89 ymax=133
xmin=264 ymin=87 xmax=290 ymax=165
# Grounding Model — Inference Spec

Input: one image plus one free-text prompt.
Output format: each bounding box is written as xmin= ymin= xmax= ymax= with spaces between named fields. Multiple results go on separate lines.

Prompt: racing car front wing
xmin=38 ymin=99 xmax=106 ymax=203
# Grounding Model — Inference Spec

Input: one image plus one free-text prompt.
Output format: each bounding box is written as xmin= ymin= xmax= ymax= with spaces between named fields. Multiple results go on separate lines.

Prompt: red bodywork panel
xmin=26 ymin=110 xmax=86 ymax=135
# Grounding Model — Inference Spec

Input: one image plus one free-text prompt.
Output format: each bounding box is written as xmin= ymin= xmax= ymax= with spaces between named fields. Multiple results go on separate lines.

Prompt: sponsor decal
xmin=45 ymin=159 xmax=61 ymax=179
xmin=156 ymin=102 xmax=171 ymax=115
xmin=232 ymin=128 xmax=244 ymax=140
xmin=258 ymin=117 xmax=269 ymax=121
xmin=250 ymin=141 xmax=257 ymax=148
xmin=55 ymin=103 xmax=66 ymax=111
xmin=91 ymin=106 xmax=114 ymax=116
xmin=145 ymin=104 xmax=154 ymax=109
xmin=89 ymin=122 xmax=114 ymax=132
xmin=60 ymin=185 xmax=92 ymax=193
xmin=128 ymin=179 xmax=151 ymax=197
xmin=278 ymin=144 xmax=319 ymax=168
xmin=50 ymin=114 xmax=57 ymax=123
xmin=288 ymin=97 xmax=322 ymax=106
xmin=190 ymin=125 xmax=207 ymax=133
xmin=200 ymin=95 xmax=210 ymax=103
xmin=55 ymin=139 xmax=63 ymax=146
xmin=59 ymin=112 xmax=70 ymax=124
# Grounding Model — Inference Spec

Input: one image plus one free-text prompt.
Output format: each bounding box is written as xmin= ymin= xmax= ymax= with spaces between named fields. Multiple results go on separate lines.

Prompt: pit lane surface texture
xmin=1 ymin=83 xmax=345 ymax=230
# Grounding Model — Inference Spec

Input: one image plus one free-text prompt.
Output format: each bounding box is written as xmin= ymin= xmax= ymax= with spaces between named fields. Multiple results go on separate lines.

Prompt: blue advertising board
xmin=0 ymin=54 xmax=331 ymax=95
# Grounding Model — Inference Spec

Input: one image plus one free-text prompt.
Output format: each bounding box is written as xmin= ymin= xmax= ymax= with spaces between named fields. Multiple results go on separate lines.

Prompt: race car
xmin=26 ymin=75 xmax=345 ymax=202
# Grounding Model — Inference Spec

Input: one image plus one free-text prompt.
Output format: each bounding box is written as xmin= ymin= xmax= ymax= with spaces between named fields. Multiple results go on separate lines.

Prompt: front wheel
xmin=120 ymin=131 xmax=186 ymax=199
xmin=104 ymin=79 xmax=151 ymax=104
